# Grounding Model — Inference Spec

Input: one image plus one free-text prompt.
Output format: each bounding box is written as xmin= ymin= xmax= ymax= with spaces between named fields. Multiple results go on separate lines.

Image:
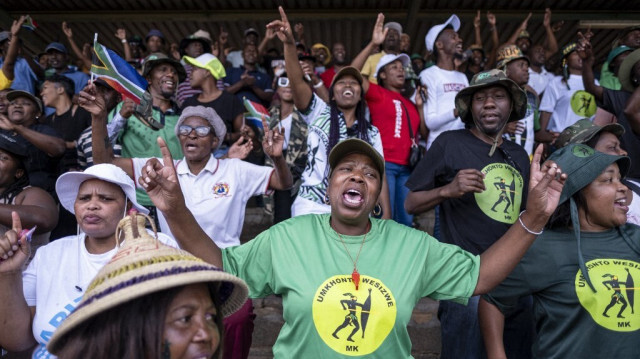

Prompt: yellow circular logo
xmin=570 ymin=90 xmax=597 ymax=118
xmin=475 ymin=163 xmax=524 ymax=224
xmin=312 ymin=275 xmax=397 ymax=355
xmin=575 ymin=258 xmax=640 ymax=332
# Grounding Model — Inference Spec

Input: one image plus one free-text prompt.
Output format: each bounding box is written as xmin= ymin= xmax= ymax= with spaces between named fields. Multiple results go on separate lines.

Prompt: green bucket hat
xmin=606 ymin=45 xmax=633 ymax=64
xmin=618 ymin=48 xmax=640 ymax=93
xmin=548 ymin=144 xmax=631 ymax=293
xmin=141 ymin=53 xmax=186 ymax=82
xmin=555 ymin=119 xmax=625 ymax=148
xmin=455 ymin=69 xmax=527 ymax=125
xmin=496 ymin=44 xmax=530 ymax=70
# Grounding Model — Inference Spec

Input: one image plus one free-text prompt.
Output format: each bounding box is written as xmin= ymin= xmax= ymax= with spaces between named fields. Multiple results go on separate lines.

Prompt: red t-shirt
xmin=320 ymin=66 xmax=337 ymax=87
xmin=365 ymin=83 xmax=420 ymax=166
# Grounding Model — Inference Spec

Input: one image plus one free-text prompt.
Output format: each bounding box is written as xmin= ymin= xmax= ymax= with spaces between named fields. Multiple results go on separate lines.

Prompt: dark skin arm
xmin=0 ymin=187 xmax=58 ymax=234
xmin=577 ymin=32 xmax=603 ymax=102
xmin=535 ymin=111 xmax=559 ymax=144
xmin=0 ymin=116 xmax=65 ymax=157
xmin=542 ymin=8 xmax=559 ymax=58
xmin=62 ymin=22 xmax=92 ymax=71
xmin=405 ymin=168 xmax=486 ymax=215
xmin=624 ymin=85 xmax=640 ymax=135
xmin=478 ymin=298 xmax=507 ymax=359
xmin=2 ymin=16 xmax=25 ymax=82
xmin=505 ymin=13 xmax=532 ymax=46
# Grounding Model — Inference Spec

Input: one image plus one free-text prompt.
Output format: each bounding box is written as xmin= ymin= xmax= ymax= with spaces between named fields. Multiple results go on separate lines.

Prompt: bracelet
xmin=121 ymin=39 xmax=127 ymax=43
xmin=313 ymin=81 xmax=324 ymax=89
xmin=518 ymin=210 xmax=543 ymax=235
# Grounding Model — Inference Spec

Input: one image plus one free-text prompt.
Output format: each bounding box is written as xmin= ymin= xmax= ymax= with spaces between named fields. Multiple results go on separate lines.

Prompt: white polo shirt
xmin=132 ymin=155 xmax=274 ymax=248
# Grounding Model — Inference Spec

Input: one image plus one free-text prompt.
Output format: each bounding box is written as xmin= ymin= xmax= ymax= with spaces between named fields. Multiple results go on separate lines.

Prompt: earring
xmin=372 ymin=203 xmax=382 ymax=216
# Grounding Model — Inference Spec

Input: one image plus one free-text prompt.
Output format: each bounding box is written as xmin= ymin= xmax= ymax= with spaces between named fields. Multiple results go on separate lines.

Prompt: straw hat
xmin=47 ymin=212 xmax=249 ymax=354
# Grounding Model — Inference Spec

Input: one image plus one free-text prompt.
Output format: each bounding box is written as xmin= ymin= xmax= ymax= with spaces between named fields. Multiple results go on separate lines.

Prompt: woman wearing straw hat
xmin=0 ymin=164 xmax=177 ymax=357
xmin=140 ymin=130 xmax=566 ymax=357
xmin=479 ymin=144 xmax=640 ymax=358
xmin=45 ymin=211 xmax=248 ymax=359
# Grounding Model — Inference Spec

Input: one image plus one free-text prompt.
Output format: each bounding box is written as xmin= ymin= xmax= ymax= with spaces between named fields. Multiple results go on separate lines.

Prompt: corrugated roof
xmin=1 ymin=1 xmax=639 ymax=71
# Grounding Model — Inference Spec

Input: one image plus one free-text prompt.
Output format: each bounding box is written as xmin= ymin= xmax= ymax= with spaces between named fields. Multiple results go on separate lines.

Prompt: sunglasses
xmin=277 ymin=77 xmax=290 ymax=87
xmin=178 ymin=125 xmax=213 ymax=137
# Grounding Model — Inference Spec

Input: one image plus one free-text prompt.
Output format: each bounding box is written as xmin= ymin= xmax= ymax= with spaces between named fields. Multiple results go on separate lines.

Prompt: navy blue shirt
xmin=224 ymin=66 xmax=273 ymax=107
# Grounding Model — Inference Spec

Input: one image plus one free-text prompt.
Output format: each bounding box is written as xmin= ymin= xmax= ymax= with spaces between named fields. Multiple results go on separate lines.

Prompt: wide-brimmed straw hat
xmin=56 ymin=163 xmax=148 ymax=215
xmin=47 ymin=211 xmax=249 ymax=354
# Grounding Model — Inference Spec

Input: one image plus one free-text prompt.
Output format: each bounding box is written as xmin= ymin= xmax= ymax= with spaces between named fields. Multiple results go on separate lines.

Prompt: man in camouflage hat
xmin=405 ymin=69 xmax=533 ymax=359
xmin=496 ymin=44 xmax=538 ymax=155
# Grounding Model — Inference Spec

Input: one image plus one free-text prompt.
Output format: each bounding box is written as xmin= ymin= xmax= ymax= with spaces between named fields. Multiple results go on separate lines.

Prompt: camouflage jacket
xmin=266 ymin=105 xmax=309 ymax=195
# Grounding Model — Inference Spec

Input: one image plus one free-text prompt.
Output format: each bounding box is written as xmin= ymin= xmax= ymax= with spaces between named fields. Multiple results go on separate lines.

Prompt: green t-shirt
xmin=109 ymin=102 xmax=183 ymax=206
xmin=600 ymin=61 xmax=622 ymax=91
xmin=223 ymin=214 xmax=479 ymax=358
xmin=484 ymin=224 xmax=640 ymax=358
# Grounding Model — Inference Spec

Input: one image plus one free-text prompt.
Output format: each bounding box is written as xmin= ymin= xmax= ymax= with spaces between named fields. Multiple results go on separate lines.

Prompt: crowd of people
xmin=0 ymin=5 xmax=639 ymax=358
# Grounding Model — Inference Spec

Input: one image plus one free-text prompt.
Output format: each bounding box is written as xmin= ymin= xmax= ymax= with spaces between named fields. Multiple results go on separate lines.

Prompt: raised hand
xmin=474 ymin=10 xmax=481 ymax=28
xmin=11 ymin=16 xmax=26 ymax=37
xmin=227 ymin=135 xmax=253 ymax=159
xmin=371 ymin=13 xmax=388 ymax=46
xmin=261 ymin=116 xmax=284 ymax=159
xmin=77 ymin=82 xmax=108 ymax=116
xmin=520 ymin=12 xmax=532 ymax=31
xmin=0 ymin=212 xmax=29 ymax=273
xmin=487 ymin=12 xmax=496 ymax=26
xmin=543 ymin=8 xmax=552 ymax=28
xmin=139 ymin=137 xmax=184 ymax=214
xmin=115 ymin=28 xmax=127 ymax=41
xmin=576 ymin=32 xmax=594 ymax=62
xmin=527 ymin=144 xmax=567 ymax=217
xmin=266 ymin=6 xmax=296 ymax=45
xmin=62 ymin=21 xmax=73 ymax=38
xmin=441 ymin=169 xmax=486 ymax=198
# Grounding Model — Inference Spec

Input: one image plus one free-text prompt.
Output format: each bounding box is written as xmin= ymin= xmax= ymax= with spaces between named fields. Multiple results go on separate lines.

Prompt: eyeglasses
xmin=277 ymin=77 xmax=290 ymax=87
xmin=178 ymin=125 xmax=213 ymax=137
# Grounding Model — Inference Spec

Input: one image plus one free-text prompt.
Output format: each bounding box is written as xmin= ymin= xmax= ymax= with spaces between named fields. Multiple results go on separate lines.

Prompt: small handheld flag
xmin=91 ymin=42 xmax=148 ymax=104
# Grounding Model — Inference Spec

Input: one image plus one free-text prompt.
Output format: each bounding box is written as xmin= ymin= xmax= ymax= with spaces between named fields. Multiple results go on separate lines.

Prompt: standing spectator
xmin=106 ymin=53 xmax=185 ymax=209
xmin=176 ymin=29 xmax=213 ymax=105
xmin=497 ymin=45 xmax=537 ymax=155
xmin=310 ymin=42 xmax=331 ymax=74
xmin=0 ymin=17 xmax=41 ymax=94
xmin=144 ymin=29 xmax=166 ymax=54
xmin=267 ymin=73 xmax=308 ymax=223
xmin=227 ymin=28 xmax=260 ymax=68
xmin=537 ymin=42 xmax=597 ymax=144
xmin=420 ymin=14 xmax=468 ymax=149
xmin=224 ymin=44 xmax=273 ymax=107
xmin=360 ymin=21 xmax=403 ymax=84
xmin=600 ymin=25 xmax=640 ymax=90
xmin=0 ymin=90 xmax=64 ymax=193
xmin=40 ymin=74 xmax=90 ymax=172
xmin=181 ymin=53 xmax=245 ymax=148
xmin=44 ymin=42 xmax=89 ymax=98
xmin=320 ymin=42 xmax=348 ymax=86
xmin=405 ymin=69 xmax=533 ymax=359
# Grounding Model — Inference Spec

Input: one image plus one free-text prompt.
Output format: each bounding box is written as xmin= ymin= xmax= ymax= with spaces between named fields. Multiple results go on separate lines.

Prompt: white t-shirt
xmin=626 ymin=179 xmax=640 ymax=226
xmin=527 ymin=67 xmax=554 ymax=95
xmin=292 ymin=93 xmax=383 ymax=216
xmin=539 ymin=74 xmax=599 ymax=133
xmin=132 ymin=156 xmax=273 ymax=248
xmin=419 ymin=65 xmax=468 ymax=149
xmin=226 ymin=50 xmax=243 ymax=68
xmin=23 ymin=232 xmax=177 ymax=358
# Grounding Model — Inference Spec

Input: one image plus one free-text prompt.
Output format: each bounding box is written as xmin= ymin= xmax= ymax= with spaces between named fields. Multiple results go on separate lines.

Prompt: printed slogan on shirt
xmin=312 ymin=275 xmax=397 ymax=355
xmin=576 ymin=258 xmax=640 ymax=332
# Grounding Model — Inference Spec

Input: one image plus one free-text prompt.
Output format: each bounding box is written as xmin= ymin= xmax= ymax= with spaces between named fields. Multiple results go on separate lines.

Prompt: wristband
xmin=313 ymin=81 xmax=324 ymax=89
xmin=518 ymin=210 xmax=543 ymax=235
xmin=121 ymin=39 xmax=127 ymax=43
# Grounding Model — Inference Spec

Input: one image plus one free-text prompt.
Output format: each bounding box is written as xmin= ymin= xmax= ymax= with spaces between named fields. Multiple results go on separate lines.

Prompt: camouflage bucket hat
xmin=455 ymin=69 xmax=527 ymax=124
xmin=496 ymin=44 xmax=530 ymax=69
xmin=141 ymin=53 xmax=186 ymax=82
xmin=556 ymin=118 xmax=625 ymax=148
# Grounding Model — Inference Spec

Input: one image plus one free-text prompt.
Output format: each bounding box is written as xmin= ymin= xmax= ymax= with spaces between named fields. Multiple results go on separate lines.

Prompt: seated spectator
xmin=144 ymin=29 xmax=166 ymax=55
xmin=227 ymin=28 xmax=260 ymax=68
xmin=224 ymin=43 xmax=273 ymax=107
xmin=47 ymin=210 xmax=249 ymax=358
xmin=0 ymin=164 xmax=177 ymax=357
xmin=0 ymin=16 xmax=41 ymax=94
xmin=0 ymin=90 xmax=64 ymax=193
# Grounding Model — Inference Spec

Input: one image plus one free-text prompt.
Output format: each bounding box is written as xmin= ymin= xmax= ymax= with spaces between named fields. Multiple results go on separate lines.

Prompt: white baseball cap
xmin=375 ymin=53 xmax=410 ymax=77
xmin=424 ymin=14 xmax=461 ymax=52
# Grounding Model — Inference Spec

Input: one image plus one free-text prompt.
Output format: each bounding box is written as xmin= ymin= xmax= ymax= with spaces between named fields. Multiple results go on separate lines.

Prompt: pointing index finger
xmin=156 ymin=137 xmax=176 ymax=170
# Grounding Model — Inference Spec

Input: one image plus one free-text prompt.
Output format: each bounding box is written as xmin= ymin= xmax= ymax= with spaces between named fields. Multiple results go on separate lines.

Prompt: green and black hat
xmin=555 ymin=119 xmax=625 ymax=148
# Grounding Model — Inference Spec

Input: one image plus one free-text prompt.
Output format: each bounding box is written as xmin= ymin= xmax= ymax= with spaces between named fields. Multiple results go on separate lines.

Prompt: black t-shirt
xmin=406 ymin=129 xmax=530 ymax=254
xmin=599 ymin=89 xmax=640 ymax=180
xmin=0 ymin=124 xmax=62 ymax=193
xmin=41 ymin=106 xmax=92 ymax=172
xmin=180 ymin=92 xmax=245 ymax=134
